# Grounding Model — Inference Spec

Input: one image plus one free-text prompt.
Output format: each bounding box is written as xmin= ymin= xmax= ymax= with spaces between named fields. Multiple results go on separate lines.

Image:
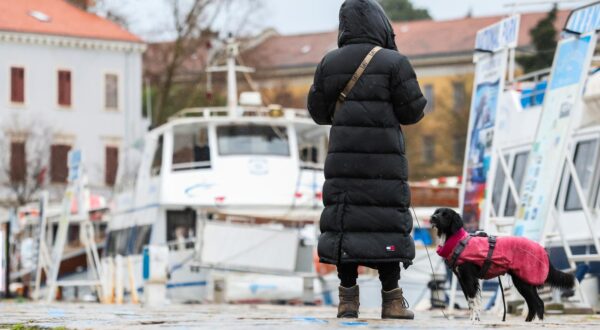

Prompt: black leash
xmin=410 ymin=206 xmax=450 ymax=320
xmin=499 ymin=276 xmax=507 ymax=322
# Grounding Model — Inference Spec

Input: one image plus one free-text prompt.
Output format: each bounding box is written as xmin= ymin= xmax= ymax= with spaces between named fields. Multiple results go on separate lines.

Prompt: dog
xmin=430 ymin=208 xmax=575 ymax=322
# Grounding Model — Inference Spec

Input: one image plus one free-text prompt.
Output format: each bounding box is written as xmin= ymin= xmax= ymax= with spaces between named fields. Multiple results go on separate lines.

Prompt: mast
xmin=226 ymin=38 xmax=238 ymax=113
xmin=206 ymin=36 xmax=255 ymax=117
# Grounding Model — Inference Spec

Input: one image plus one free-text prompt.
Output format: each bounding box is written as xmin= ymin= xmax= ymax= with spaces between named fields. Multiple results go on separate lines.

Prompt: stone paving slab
xmin=1 ymin=302 xmax=599 ymax=329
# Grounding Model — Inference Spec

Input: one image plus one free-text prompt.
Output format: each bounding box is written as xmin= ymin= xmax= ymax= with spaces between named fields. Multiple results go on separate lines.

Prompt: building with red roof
xmin=0 ymin=0 xmax=147 ymax=204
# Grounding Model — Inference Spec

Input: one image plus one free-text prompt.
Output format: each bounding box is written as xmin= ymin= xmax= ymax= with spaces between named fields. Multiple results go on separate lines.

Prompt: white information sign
xmin=514 ymin=33 xmax=597 ymax=241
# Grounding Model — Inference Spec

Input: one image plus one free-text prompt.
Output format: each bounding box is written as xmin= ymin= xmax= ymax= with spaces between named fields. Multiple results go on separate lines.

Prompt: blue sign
xmin=68 ymin=149 xmax=82 ymax=168
xmin=67 ymin=149 xmax=82 ymax=182
xmin=565 ymin=2 xmax=600 ymax=34
xmin=550 ymin=35 xmax=592 ymax=90
xmin=475 ymin=15 xmax=520 ymax=52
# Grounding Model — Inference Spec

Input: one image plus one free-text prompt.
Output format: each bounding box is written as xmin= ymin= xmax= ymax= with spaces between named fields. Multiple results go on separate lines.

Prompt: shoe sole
xmin=338 ymin=312 xmax=359 ymax=318
xmin=381 ymin=315 xmax=414 ymax=320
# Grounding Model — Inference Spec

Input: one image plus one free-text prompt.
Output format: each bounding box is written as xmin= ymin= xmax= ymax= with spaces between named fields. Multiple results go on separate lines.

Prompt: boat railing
xmin=169 ymin=106 xmax=312 ymax=121
xmin=510 ymin=67 xmax=552 ymax=85
xmin=166 ymin=237 xmax=197 ymax=251
xmin=172 ymin=161 xmax=212 ymax=171
xmin=299 ymin=161 xmax=324 ymax=171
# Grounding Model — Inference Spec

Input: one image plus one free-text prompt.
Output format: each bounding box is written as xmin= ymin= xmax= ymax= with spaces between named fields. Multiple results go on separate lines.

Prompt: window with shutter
xmin=58 ymin=70 xmax=72 ymax=106
xmin=50 ymin=144 xmax=71 ymax=183
xmin=10 ymin=67 xmax=25 ymax=103
xmin=105 ymin=146 xmax=119 ymax=186
xmin=10 ymin=142 xmax=26 ymax=183
xmin=105 ymin=74 xmax=118 ymax=109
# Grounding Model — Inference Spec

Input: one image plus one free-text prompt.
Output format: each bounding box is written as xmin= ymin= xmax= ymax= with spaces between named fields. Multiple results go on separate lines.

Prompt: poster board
xmin=514 ymin=33 xmax=597 ymax=241
xmin=461 ymin=52 xmax=508 ymax=230
xmin=461 ymin=15 xmax=520 ymax=231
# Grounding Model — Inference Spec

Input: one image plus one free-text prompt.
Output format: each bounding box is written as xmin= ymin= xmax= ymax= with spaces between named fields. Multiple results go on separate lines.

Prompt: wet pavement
xmin=1 ymin=302 xmax=599 ymax=329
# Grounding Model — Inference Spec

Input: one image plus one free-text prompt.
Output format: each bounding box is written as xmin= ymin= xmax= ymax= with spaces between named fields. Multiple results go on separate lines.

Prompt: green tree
xmin=377 ymin=0 xmax=431 ymax=22
xmin=517 ymin=5 xmax=558 ymax=73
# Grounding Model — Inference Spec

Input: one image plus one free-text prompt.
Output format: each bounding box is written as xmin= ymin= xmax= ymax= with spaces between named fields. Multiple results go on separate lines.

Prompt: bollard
xmin=142 ymin=246 xmax=169 ymax=307
xmin=115 ymin=255 xmax=124 ymax=304
xmin=100 ymin=257 xmax=115 ymax=304
xmin=127 ymin=256 xmax=139 ymax=304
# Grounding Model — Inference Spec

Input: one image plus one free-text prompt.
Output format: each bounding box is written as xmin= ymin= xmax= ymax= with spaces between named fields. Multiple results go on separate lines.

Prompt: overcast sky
xmin=109 ymin=0 xmax=593 ymax=40
xmin=261 ymin=0 xmax=590 ymax=34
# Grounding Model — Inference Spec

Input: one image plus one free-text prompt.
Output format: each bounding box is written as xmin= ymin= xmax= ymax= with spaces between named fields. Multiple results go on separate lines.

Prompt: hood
xmin=338 ymin=0 xmax=397 ymax=50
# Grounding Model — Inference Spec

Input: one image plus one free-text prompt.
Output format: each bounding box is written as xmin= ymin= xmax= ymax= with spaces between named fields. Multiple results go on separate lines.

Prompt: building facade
xmin=0 ymin=0 xmax=147 ymax=205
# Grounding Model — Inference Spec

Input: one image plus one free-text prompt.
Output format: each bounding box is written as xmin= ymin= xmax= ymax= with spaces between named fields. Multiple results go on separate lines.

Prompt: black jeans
xmin=337 ymin=262 xmax=400 ymax=291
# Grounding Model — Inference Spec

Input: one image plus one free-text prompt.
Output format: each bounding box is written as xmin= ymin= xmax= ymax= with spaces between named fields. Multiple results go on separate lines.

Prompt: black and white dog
xmin=430 ymin=208 xmax=575 ymax=322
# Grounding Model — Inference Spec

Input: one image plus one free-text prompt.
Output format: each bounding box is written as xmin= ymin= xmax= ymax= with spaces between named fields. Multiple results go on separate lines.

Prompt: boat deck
xmin=0 ymin=302 xmax=598 ymax=329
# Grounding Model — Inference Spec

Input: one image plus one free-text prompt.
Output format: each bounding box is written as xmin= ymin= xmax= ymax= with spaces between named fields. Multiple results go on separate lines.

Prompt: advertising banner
xmin=475 ymin=15 xmax=520 ymax=52
xmin=514 ymin=33 xmax=597 ymax=241
xmin=461 ymin=50 xmax=508 ymax=231
xmin=565 ymin=1 xmax=600 ymax=35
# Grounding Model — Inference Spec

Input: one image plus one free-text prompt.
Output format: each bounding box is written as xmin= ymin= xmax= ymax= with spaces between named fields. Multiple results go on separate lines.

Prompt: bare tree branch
xmin=0 ymin=117 xmax=52 ymax=207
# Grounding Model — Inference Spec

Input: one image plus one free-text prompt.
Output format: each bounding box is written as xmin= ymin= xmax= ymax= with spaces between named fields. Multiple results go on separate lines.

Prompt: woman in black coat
xmin=307 ymin=0 xmax=426 ymax=319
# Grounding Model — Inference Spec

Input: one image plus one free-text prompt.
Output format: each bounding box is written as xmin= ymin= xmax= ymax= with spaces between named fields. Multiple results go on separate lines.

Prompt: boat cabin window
xmin=133 ymin=225 xmax=152 ymax=254
xmin=166 ymin=209 xmax=196 ymax=250
xmin=217 ymin=125 xmax=290 ymax=156
xmin=151 ymin=135 xmax=164 ymax=176
xmin=504 ymin=151 xmax=529 ymax=217
xmin=300 ymin=146 xmax=318 ymax=163
xmin=105 ymin=227 xmax=132 ymax=257
xmin=105 ymin=225 xmax=152 ymax=257
xmin=172 ymin=124 xmax=211 ymax=171
xmin=564 ymin=139 xmax=598 ymax=211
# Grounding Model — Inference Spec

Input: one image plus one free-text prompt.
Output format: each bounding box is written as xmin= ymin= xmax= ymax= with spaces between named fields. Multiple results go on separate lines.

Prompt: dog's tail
xmin=545 ymin=263 xmax=575 ymax=290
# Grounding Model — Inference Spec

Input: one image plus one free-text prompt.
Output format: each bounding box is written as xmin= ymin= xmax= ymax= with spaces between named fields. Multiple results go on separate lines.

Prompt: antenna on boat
xmin=206 ymin=33 xmax=255 ymax=116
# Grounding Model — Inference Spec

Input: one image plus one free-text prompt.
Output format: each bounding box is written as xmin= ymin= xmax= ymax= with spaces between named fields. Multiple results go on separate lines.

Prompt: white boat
xmin=105 ymin=38 xmax=330 ymax=303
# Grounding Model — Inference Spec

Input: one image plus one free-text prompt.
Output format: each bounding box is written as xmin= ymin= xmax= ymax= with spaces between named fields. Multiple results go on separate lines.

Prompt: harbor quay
xmin=2 ymin=302 xmax=600 ymax=330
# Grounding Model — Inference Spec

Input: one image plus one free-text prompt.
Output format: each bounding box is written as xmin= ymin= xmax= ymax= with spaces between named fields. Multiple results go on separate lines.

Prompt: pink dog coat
xmin=436 ymin=228 xmax=550 ymax=286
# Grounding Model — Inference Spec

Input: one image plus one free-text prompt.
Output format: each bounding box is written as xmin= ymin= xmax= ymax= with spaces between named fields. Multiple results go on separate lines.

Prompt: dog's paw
xmin=468 ymin=297 xmax=482 ymax=322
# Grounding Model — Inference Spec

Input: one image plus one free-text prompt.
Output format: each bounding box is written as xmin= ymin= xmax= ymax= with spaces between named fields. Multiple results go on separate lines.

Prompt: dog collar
xmin=436 ymin=228 xmax=469 ymax=259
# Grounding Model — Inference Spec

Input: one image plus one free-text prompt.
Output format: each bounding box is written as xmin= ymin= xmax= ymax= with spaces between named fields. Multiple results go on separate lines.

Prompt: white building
xmin=0 ymin=0 xmax=147 ymax=204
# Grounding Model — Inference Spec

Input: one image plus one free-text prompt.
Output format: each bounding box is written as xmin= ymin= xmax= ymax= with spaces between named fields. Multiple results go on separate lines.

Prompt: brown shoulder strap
xmin=337 ymin=46 xmax=382 ymax=108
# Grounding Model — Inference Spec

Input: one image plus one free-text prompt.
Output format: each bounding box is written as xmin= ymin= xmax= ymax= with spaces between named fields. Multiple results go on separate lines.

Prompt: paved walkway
xmin=1 ymin=302 xmax=599 ymax=329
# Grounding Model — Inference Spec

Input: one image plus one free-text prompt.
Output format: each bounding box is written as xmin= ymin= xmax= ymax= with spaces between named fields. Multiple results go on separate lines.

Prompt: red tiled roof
xmin=0 ymin=0 xmax=141 ymax=43
xmin=242 ymin=10 xmax=570 ymax=70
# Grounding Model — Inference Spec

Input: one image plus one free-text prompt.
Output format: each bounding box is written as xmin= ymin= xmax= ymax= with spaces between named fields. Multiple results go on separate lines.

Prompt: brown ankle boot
xmin=337 ymin=285 xmax=359 ymax=318
xmin=381 ymin=288 xmax=414 ymax=319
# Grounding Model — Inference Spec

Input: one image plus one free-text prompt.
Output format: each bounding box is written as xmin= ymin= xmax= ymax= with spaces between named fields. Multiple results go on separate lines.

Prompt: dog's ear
xmin=449 ymin=210 xmax=464 ymax=234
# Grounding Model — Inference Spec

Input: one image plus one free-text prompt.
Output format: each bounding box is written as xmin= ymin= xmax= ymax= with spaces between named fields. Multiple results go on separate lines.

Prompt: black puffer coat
xmin=308 ymin=0 xmax=426 ymax=267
